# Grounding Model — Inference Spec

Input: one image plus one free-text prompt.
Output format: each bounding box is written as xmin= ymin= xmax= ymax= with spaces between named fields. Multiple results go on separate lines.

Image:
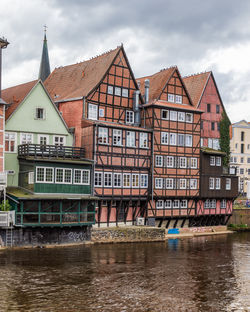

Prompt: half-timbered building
xmin=137 ymin=67 xmax=202 ymax=228
xmin=45 ymin=46 xmax=152 ymax=226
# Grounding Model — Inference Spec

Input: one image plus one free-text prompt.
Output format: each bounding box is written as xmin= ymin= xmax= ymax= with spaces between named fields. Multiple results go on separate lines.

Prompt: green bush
xmin=0 ymin=200 xmax=11 ymax=211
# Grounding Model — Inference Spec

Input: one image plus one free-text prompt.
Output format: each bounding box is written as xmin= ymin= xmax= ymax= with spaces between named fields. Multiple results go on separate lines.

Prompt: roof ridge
xmin=54 ymin=46 xmax=121 ymax=70
xmin=183 ymin=71 xmax=211 ymax=79
xmin=2 ymin=79 xmax=38 ymax=92
xmin=137 ymin=65 xmax=177 ymax=80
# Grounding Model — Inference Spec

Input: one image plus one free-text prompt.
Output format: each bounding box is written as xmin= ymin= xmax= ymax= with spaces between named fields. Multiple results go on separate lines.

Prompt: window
xmin=211 ymin=199 xmax=216 ymax=208
xmin=226 ymin=178 xmax=231 ymax=190
xmin=99 ymin=108 xmax=104 ymax=118
xmin=215 ymin=178 xmax=221 ymax=190
xmin=170 ymin=133 xmax=177 ymax=145
xmin=166 ymin=156 xmax=174 ymax=168
xmin=209 ymin=177 xmax=215 ymax=190
xmin=210 ymin=156 xmax=215 ymax=166
xmin=74 ymin=169 xmax=90 ymax=185
xmin=113 ymin=129 xmax=122 ymax=146
xmin=88 ymin=103 xmax=98 ymax=120
xmin=20 ymin=133 xmax=33 ymax=144
xmin=28 ymin=172 xmax=34 ymax=184
xmin=176 ymin=95 xmax=182 ymax=104
xmin=173 ymin=200 xmax=179 ymax=208
xmin=208 ymin=138 xmax=213 ymax=148
xmin=155 ymin=178 xmax=163 ymax=189
xmin=241 ymin=144 xmax=244 ymax=153
xmin=190 ymin=179 xmax=197 ymax=189
xmin=132 ymin=174 xmax=139 ymax=188
xmin=204 ymin=199 xmax=210 ymax=209
xmin=98 ymin=127 xmax=108 ymax=144
xmin=178 ymin=112 xmax=185 ymax=122
xmin=123 ymin=174 xmax=131 ymax=187
xmin=140 ymin=133 xmax=148 ymax=148
xmin=241 ymin=131 xmax=245 ymax=141
xmin=216 ymin=157 xmax=221 ymax=166
xmin=180 ymin=200 xmax=187 ymax=208
xmin=5 ymin=132 xmax=16 ymax=152
xmin=170 ymin=111 xmax=177 ymax=121
xmin=156 ymin=200 xmax=164 ymax=209
xmin=122 ymin=88 xmax=128 ymax=97
xmin=213 ymin=139 xmax=220 ymax=150
xmin=180 ymin=179 xmax=187 ymax=189
xmin=240 ymin=168 xmax=244 ymax=174
xmin=221 ymin=200 xmax=226 ymax=209
xmin=178 ymin=134 xmax=185 ymax=146
xmin=241 ymin=157 xmax=244 ymax=163
xmin=161 ymin=110 xmax=169 ymax=120
xmin=161 ymin=132 xmax=168 ymax=144
xmin=248 ymin=157 xmax=250 ymax=164
xmin=140 ymin=174 xmax=148 ymax=188
xmin=94 ymin=172 xmax=102 ymax=187
xmin=168 ymin=93 xmax=175 ymax=102
xmin=211 ymin=122 xmax=215 ymax=131
xmin=115 ymin=87 xmax=121 ymax=96
xmin=126 ymin=131 xmax=136 ymax=147
xmin=65 ymin=169 xmax=72 ymax=184
xmin=166 ymin=178 xmax=174 ymax=189
xmin=104 ymin=172 xmax=112 ymax=187
xmin=185 ymin=135 xmax=192 ymax=147
xmin=186 ymin=113 xmax=193 ymax=123
xmin=165 ymin=200 xmax=172 ymax=209
xmin=114 ymin=173 xmax=122 ymax=187
xmin=179 ymin=157 xmax=187 ymax=168
xmin=53 ymin=136 xmax=65 ymax=146
xmin=190 ymin=158 xmax=197 ymax=169
xmin=125 ymin=111 xmax=134 ymax=124
xmin=38 ymin=134 xmax=49 ymax=145
xmin=36 ymin=167 xmax=54 ymax=183
xmin=155 ymin=155 xmax=163 ymax=167
xmin=35 ymin=107 xmax=45 ymax=120
xmin=207 ymin=104 xmax=211 ymax=113
xmin=107 ymin=85 xmax=113 ymax=94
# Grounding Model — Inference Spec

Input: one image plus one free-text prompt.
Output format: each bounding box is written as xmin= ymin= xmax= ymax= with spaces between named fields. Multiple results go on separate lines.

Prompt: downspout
xmin=82 ymin=96 xmax=86 ymax=118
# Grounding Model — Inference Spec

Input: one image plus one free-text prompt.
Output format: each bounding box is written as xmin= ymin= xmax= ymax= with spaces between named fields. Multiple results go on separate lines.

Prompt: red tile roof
xmin=144 ymin=100 xmax=203 ymax=113
xmin=45 ymin=47 xmax=121 ymax=102
xmin=137 ymin=67 xmax=176 ymax=102
xmin=183 ymin=72 xmax=211 ymax=108
xmin=2 ymin=80 xmax=38 ymax=120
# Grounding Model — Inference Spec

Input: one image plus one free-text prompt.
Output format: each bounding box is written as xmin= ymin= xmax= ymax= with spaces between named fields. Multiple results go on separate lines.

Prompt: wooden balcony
xmin=18 ymin=144 xmax=85 ymax=160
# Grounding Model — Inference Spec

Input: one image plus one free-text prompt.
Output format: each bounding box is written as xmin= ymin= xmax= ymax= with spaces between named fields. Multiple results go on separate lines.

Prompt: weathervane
xmin=44 ymin=24 xmax=48 ymax=34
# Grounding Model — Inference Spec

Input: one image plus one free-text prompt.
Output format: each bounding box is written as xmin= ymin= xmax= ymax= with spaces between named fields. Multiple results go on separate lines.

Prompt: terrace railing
xmin=18 ymin=144 xmax=85 ymax=160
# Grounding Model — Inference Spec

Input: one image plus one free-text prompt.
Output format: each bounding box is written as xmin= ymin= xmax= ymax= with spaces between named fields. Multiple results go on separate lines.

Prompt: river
xmin=0 ymin=232 xmax=249 ymax=312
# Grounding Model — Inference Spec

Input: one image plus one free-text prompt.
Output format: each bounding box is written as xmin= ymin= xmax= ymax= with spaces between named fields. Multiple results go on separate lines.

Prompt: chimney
xmin=133 ymin=90 xmax=140 ymax=126
xmin=144 ymin=79 xmax=150 ymax=104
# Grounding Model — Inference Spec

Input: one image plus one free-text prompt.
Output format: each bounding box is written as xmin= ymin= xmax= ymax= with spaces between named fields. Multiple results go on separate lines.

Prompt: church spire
xmin=38 ymin=25 xmax=51 ymax=82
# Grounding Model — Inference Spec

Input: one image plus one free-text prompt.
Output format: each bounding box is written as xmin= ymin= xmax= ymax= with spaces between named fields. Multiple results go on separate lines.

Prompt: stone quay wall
xmin=229 ymin=209 xmax=250 ymax=226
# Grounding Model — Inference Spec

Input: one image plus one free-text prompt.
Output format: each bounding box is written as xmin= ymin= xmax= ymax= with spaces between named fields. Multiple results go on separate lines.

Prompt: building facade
xmin=230 ymin=120 xmax=250 ymax=194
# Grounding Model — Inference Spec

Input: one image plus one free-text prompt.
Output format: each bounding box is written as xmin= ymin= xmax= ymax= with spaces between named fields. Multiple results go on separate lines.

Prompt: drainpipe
xmin=82 ymin=96 xmax=86 ymax=118
xmin=144 ymin=79 xmax=150 ymax=104
xmin=133 ymin=90 xmax=140 ymax=126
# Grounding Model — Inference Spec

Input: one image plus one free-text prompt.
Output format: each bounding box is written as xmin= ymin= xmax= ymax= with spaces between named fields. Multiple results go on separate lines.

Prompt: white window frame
xmin=190 ymin=158 xmax=197 ymax=169
xmin=226 ymin=178 xmax=231 ymax=190
xmin=173 ymin=200 xmax=180 ymax=208
xmin=186 ymin=113 xmax=193 ymax=123
xmin=38 ymin=134 xmax=49 ymax=145
xmin=140 ymin=174 xmax=148 ymax=188
xmin=5 ymin=132 xmax=17 ymax=153
xmin=209 ymin=177 xmax=215 ymax=190
xmin=132 ymin=174 xmax=139 ymax=188
xmin=190 ymin=179 xmax=197 ymax=189
xmin=126 ymin=131 xmax=136 ymax=147
xmin=125 ymin=110 xmax=134 ymax=124
xmin=179 ymin=157 xmax=187 ymax=168
xmin=55 ymin=168 xmax=72 ymax=184
xmin=88 ymin=103 xmax=98 ymax=120
xmin=74 ymin=169 xmax=90 ymax=185
xmin=176 ymin=95 xmax=182 ymax=104
xmin=166 ymin=156 xmax=174 ymax=168
xmin=211 ymin=199 xmax=216 ymax=208
xmin=99 ymin=108 xmax=105 ymax=118
xmin=161 ymin=132 xmax=168 ymax=145
xmin=165 ymin=200 xmax=172 ymax=209
xmin=139 ymin=132 xmax=148 ymax=148
xmin=115 ymin=87 xmax=121 ymax=96
xmin=208 ymin=138 xmax=213 ymax=148
xmin=28 ymin=171 xmax=34 ymax=184
xmin=113 ymin=129 xmax=122 ymax=146
xmin=36 ymin=167 xmax=54 ymax=183
xmin=155 ymin=178 xmax=163 ymax=189
xmin=113 ymin=173 xmax=122 ymax=188
xmin=166 ymin=178 xmax=174 ymax=189
xmin=156 ymin=200 xmax=164 ymax=209
xmin=216 ymin=157 xmax=221 ymax=166
xmin=98 ymin=127 xmax=109 ymax=144
xmin=179 ymin=179 xmax=187 ymax=189
xmin=20 ymin=133 xmax=33 ymax=145
xmin=170 ymin=133 xmax=177 ymax=146
xmin=122 ymin=88 xmax=128 ymax=97
xmin=123 ymin=173 xmax=131 ymax=188
xmin=170 ymin=110 xmax=177 ymax=121
xmin=53 ymin=136 xmax=66 ymax=146
xmin=168 ymin=94 xmax=175 ymax=103
xmin=94 ymin=172 xmax=102 ymax=187
xmin=104 ymin=172 xmax=112 ymax=187
xmin=178 ymin=134 xmax=185 ymax=146
xmin=210 ymin=156 xmax=215 ymax=166
xmin=221 ymin=200 xmax=226 ymax=209
xmin=155 ymin=155 xmax=163 ymax=167
xmin=161 ymin=109 xmax=169 ymax=120
xmin=107 ymin=85 xmax=113 ymax=94
xmin=180 ymin=200 xmax=187 ymax=208
xmin=185 ymin=135 xmax=192 ymax=147
xmin=215 ymin=178 xmax=221 ymax=190
xmin=178 ymin=112 xmax=185 ymax=122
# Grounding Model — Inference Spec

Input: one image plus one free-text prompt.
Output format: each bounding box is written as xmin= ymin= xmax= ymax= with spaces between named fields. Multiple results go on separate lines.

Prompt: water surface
xmin=0 ymin=232 xmax=249 ymax=311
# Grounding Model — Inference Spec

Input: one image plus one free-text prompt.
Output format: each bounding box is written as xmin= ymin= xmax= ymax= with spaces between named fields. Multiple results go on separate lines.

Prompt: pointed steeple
xmin=38 ymin=26 xmax=51 ymax=82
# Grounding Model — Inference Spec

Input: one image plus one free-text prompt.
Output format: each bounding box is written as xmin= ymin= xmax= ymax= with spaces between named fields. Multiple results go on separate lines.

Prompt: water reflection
xmin=0 ymin=233 xmax=249 ymax=311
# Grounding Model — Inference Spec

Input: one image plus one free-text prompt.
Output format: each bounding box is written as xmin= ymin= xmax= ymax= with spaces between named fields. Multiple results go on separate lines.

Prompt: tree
xmin=219 ymin=111 xmax=231 ymax=166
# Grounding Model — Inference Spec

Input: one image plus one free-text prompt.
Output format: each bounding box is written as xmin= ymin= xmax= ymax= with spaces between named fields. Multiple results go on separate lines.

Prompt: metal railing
xmin=18 ymin=144 xmax=85 ymax=160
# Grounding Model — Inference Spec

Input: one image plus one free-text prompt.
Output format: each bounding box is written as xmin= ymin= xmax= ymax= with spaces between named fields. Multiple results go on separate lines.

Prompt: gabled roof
xmin=183 ymin=72 xmax=211 ymax=108
xmin=45 ymin=46 xmax=121 ymax=102
xmin=2 ymin=80 xmax=38 ymax=120
xmin=137 ymin=67 xmax=176 ymax=103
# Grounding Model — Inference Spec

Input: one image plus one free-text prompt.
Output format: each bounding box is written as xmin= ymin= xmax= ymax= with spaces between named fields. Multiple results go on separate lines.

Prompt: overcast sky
xmin=1 ymin=0 xmax=250 ymax=123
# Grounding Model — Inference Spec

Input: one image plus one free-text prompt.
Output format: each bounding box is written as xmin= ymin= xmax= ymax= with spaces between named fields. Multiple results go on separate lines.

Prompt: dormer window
xmin=35 ymin=108 xmax=45 ymax=120
xmin=168 ymin=93 xmax=175 ymax=102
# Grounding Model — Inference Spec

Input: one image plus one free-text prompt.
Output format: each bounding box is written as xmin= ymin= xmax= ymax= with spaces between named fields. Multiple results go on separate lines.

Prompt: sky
xmin=1 ymin=0 xmax=250 ymax=123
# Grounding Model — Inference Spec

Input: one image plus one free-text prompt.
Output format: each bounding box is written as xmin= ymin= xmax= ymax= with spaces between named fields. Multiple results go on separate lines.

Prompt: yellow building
xmin=230 ymin=120 xmax=250 ymax=194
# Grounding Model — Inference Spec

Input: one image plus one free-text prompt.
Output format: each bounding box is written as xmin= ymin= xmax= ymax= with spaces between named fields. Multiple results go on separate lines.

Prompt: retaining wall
xmin=229 ymin=209 xmax=250 ymax=226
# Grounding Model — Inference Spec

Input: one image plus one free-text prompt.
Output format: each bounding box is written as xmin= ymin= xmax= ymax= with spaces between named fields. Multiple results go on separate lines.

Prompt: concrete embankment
xmin=229 ymin=208 xmax=250 ymax=229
